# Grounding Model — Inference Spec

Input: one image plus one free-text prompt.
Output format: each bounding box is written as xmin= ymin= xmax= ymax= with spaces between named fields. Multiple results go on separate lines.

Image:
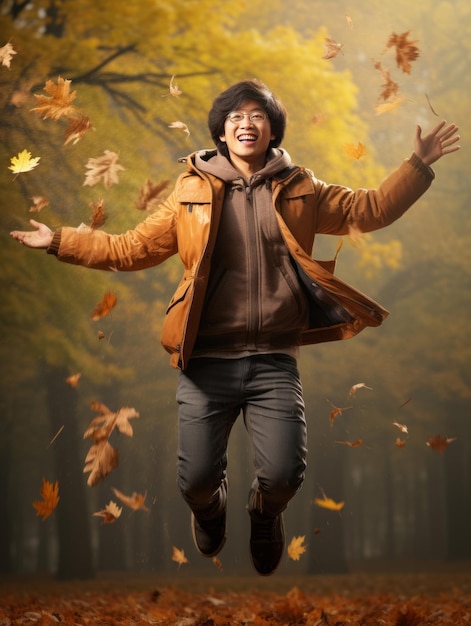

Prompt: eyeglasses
xmin=226 ymin=111 xmax=267 ymax=124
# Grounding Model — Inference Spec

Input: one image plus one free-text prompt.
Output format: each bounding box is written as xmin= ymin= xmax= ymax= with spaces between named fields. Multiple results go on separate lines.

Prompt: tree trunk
xmin=42 ymin=363 xmax=95 ymax=579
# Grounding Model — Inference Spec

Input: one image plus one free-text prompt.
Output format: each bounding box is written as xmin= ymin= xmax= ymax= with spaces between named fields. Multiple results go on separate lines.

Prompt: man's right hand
xmin=10 ymin=219 xmax=54 ymax=249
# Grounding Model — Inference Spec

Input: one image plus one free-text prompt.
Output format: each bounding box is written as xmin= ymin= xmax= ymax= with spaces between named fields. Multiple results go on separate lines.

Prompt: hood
xmin=191 ymin=148 xmax=293 ymax=184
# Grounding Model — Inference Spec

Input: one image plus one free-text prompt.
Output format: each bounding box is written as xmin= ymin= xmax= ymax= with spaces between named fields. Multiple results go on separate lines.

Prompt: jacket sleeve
xmin=312 ymin=153 xmax=434 ymax=235
xmin=47 ymin=190 xmax=180 ymax=271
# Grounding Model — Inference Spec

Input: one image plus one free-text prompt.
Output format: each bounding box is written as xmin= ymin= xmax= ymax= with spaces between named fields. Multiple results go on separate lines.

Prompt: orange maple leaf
xmin=65 ymin=372 xmax=81 ymax=388
xmin=93 ymin=500 xmax=122 ymax=524
xmin=327 ymin=399 xmax=352 ymax=425
xmin=83 ymin=150 xmax=125 ymax=188
xmin=287 ymin=535 xmax=307 ymax=561
xmin=384 ymin=31 xmax=420 ymax=74
xmin=373 ymin=60 xmax=400 ymax=101
xmin=395 ymin=438 xmax=406 ymax=448
xmin=33 ymin=478 xmax=59 ymax=520
xmin=91 ymin=291 xmax=117 ymax=321
xmin=426 ymin=435 xmax=457 ymax=453
xmin=172 ymin=546 xmax=189 ymax=568
xmin=31 ymin=76 xmax=81 ymax=121
xmin=112 ymin=487 xmax=149 ymax=512
xmin=314 ymin=494 xmax=344 ymax=512
xmin=344 ymin=142 xmax=367 ymax=160
xmin=0 ymin=41 xmax=17 ymax=69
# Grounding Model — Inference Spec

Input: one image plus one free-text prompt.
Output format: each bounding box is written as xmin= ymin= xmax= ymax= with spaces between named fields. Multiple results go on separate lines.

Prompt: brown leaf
xmin=33 ymin=478 xmax=59 ymax=520
xmin=93 ymin=500 xmax=122 ymax=524
xmin=393 ymin=421 xmax=408 ymax=434
xmin=348 ymin=382 xmax=372 ymax=397
xmin=426 ymin=435 xmax=457 ymax=453
xmin=29 ymin=196 xmax=49 ymax=212
xmin=112 ymin=487 xmax=149 ymax=511
xmin=327 ymin=399 xmax=352 ymax=425
xmin=31 ymin=76 xmax=81 ymax=121
xmin=65 ymin=372 xmax=81 ymax=388
xmin=335 ymin=439 xmax=363 ymax=448
xmin=168 ymin=120 xmax=190 ymax=137
xmin=135 ymin=178 xmax=170 ymax=212
xmin=384 ymin=31 xmax=420 ymax=74
xmin=322 ymin=37 xmax=344 ymax=59
xmin=91 ymin=291 xmax=117 ymax=320
xmin=373 ymin=60 xmax=400 ymax=101
xmin=83 ymin=150 xmax=125 ymax=188
xmin=89 ymin=198 xmax=107 ymax=229
xmin=64 ymin=115 xmax=93 ymax=145
xmin=395 ymin=437 xmax=407 ymax=448
xmin=84 ymin=440 xmax=119 ymax=487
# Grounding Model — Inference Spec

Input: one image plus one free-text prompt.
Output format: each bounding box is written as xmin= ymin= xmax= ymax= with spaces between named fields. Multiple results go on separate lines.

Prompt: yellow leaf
xmin=344 ymin=142 xmax=367 ymax=160
xmin=375 ymin=96 xmax=407 ymax=116
xmin=314 ymin=495 xmax=344 ymax=512
xmin=287 ymin=535 xmax=307 ymax=561
xmin=172 ymin=546 xmax=189 ymax=568
xmin=8 ymin=149 xmax=40 ymax=175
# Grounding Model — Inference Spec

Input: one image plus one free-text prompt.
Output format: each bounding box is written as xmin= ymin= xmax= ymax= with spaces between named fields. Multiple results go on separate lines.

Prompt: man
xmin=11 ymin=79 xmax=459 ymax=575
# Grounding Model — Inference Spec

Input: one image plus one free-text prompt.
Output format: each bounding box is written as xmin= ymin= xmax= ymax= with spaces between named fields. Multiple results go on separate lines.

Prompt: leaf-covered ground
xmin=1 ymin=566 xmax=470 ymax=625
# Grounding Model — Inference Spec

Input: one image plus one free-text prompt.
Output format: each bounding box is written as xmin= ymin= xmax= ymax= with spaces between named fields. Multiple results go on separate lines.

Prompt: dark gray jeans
xmin=176 ymin=354 xmax=307 ymax=520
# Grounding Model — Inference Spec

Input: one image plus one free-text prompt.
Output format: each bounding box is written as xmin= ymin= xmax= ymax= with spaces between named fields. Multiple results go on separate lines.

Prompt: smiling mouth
xmin=238 ymin=134 xmax=257 ymax=142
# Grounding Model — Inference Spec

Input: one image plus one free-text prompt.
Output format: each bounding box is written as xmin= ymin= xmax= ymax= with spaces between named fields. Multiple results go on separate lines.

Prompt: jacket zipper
xmin=244 ymin=183 xmax=260 ymax=349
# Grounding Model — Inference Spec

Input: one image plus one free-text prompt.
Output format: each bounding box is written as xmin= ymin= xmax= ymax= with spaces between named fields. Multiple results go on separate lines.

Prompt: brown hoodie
xmin=192 ymin=148 xmax=309 ymax=356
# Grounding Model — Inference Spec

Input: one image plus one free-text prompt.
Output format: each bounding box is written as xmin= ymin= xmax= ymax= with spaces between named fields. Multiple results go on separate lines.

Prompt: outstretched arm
xmin=414 ymin=120 xmax=460 ymax=166
xmin=10 ymin=219 xmax=54 ymax=249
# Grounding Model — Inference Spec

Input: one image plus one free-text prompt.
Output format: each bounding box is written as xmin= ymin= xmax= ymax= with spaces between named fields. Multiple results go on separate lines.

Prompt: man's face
xmin=219 ymin=100 xmax=275 ymax=173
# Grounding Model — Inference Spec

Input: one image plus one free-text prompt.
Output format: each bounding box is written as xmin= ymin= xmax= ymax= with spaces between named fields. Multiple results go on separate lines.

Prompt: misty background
xmin=0 ymin=0 xmax=470 ymax=580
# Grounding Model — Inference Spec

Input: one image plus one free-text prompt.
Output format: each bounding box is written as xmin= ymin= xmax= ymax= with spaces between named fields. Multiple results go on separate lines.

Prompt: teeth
xmin=239 ymin=135 xmax=256 ymax=141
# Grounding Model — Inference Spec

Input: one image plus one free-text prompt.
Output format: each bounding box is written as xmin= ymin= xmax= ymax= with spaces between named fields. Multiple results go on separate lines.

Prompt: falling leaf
xmin=287 ymin=535 xmax=307 ymax=561
xmin=344 ymin=142 xmax=367 ymax=160
xmin=33 ymin=478 xmax=59 ymax=520
xmin=83 ymin=403 xmax=140 ymax=486
xmin=425 ymin=93 xmax=439 ymax=117
xmin=48 ymin=425 xmax=64 ymax=448
xmin=89 ymin=198 xmax=107 ymax=229
xmin=348 ymin=383 xmax=373 ymax=397
xmin=212 ymin=556 xmax=223 ymax=571
xmin=135 ymin=179 xmax=170 ymax=212
xmin=335 ymin=439 xmax=363 ymax=448
xmin=169 ymin=120 xmax=190 ymax=137
xmin=172 ymin=546 xmax=189 ymax=568
xmin=64 ymin=115 xmax=93 ymax=145
xmin=393 ymin=421 xmax=408 ymax=434
xmin=395 ymin=438 xmax=406 ymax=448
xmin=98 ymin=330 xmax=105 ymax=340
xmin=314 ymin=494 xmax=344 ymax=512
xmin=345 ymin=14 xmax=353 ymax=29
xmin=426 ymin=435 xmax=457 ymax=453
xmin=375 ymin=96 xmax=407 ymax=115
xmin=384 ymin=31 xmax=420 ymax=74
xmin=91 ymin=291 xmax=117 ymax=321
xmin=0 ymin=41 xmax=17 ymax=68
xmin=399 ymin=397 xmax=412 ymax=408
xmin=322 ymin=38 xmax=344 ymax=59
xmin=31 ymin=76 xmax=81 ymax=121
xmin=8 ymin=149 xmax=40 ymax=175
xmin=10 ymin=79 xmax=34 ymax=107
xmin=93 ymin=500 xmax=122 ymax=524
xmin=112 ymin=487 xmax=149 ymax=511
xmin=327 ymin=399 xmax=352 ymax=425
xmin=83 ymin=150 xmax=125 ymax=188
xmin=65 ymin=372 xmax=81 ymax=388
xmin=373 ymin=60 xmax=400 ymax=101
xmin=168 ymin=75 xmax=182 ymax=97
xmin=29 ymin=196 xmax=49 ymax=212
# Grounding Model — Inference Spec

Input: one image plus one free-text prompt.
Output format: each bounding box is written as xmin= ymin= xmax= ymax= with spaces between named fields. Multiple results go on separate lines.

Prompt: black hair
xmin=208 ymin=79 xmax=287 ymax=155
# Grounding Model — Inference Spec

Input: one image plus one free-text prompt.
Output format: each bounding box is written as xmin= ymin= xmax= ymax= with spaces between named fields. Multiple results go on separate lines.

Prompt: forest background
xmin=0 ymin=0 xmax=470 ymax=581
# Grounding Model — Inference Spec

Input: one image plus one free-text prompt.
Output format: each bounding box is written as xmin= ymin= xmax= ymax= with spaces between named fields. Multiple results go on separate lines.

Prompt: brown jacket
xmin=49 ymin=149 xmax=434 ymax=369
